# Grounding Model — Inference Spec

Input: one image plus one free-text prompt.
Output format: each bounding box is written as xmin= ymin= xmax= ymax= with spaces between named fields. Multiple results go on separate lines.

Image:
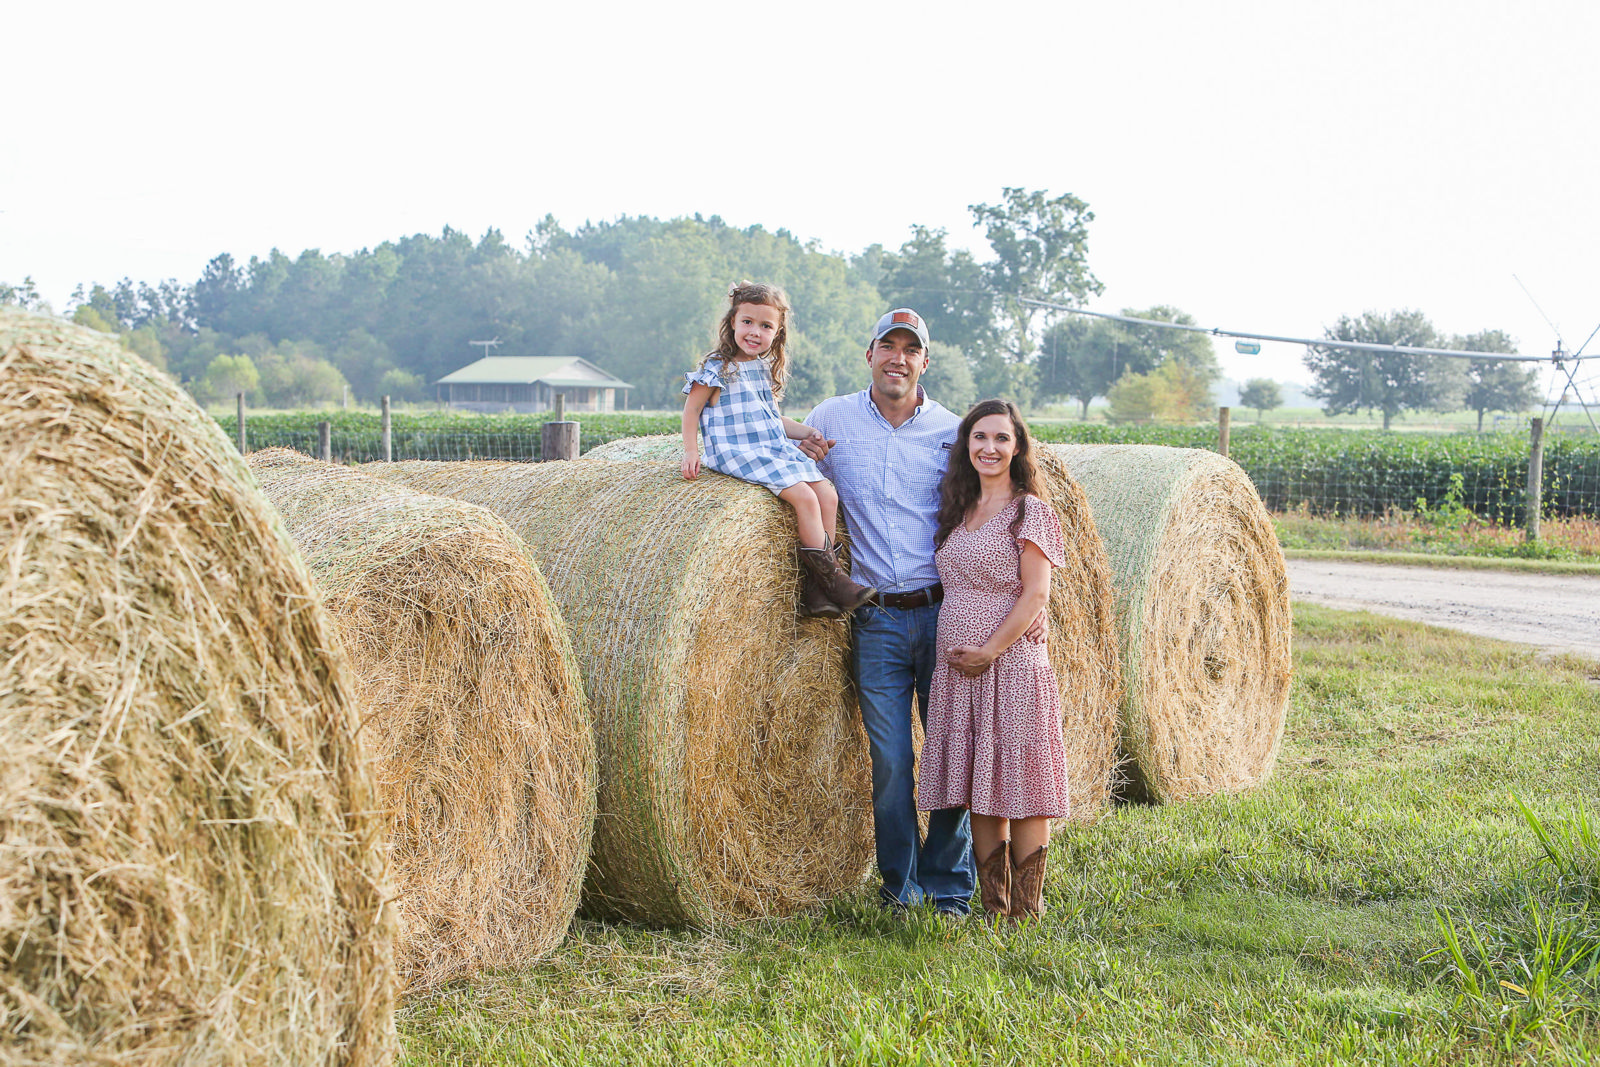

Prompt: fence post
xmin=541 ymin=417 xmax=579 ymax=462
xmin=1525 ymin=417 xmax=1545 ymax=542
xmin=553 ymin=393 xmax=565 ymax=421
xmin=381 ymin=395 xmax=393 ymax=463
xmin=236 ymin=393 xmax=247 ymax=455
xmin=317 ymin=420 xmax=331 ymax=463
xmin=1217 ymin=406 xmax=1231 ymax=458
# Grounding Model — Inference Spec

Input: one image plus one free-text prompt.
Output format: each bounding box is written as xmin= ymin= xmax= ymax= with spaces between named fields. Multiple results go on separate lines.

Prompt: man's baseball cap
xmin=870 ymin=308 xmax=931 ymax=350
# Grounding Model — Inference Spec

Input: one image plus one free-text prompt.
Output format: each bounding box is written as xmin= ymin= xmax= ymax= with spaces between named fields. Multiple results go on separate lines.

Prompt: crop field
xmin=395 ymin=606 xmax=1600 ymax=1066
xmin=220 ymin=412 xmax=1600 ymax=523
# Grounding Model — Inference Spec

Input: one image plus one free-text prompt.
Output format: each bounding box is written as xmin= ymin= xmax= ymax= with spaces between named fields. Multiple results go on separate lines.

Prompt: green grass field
xmin=396 ymin=606 xmax=1600 ymax=1065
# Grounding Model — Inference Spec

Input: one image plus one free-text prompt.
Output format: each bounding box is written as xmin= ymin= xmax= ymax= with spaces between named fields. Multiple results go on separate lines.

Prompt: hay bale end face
xmin=247 ymin=449 xmax=595 ymax=992
xmin=364 ymin=460 xmax=873 ymax=927
xmin=0 ymin=311 xmax=395 ymax=1064
xmin=1046 ymin=444 xmax=1292 ymax=804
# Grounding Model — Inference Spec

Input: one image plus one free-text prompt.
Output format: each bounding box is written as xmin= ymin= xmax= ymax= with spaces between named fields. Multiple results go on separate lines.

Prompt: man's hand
xmin=681 ymin=452 xmax=700 ymax=480
xmin=1023 ymin=609 xmax=1049 ymax=645
xmin=797 ymin=429 xmax=835 ymax=463
xmin=947 ymin=644 xmax=996 ymax=678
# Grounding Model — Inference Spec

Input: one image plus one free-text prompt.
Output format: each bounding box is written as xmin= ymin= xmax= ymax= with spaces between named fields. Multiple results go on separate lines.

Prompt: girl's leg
xmin=779 ymin=482 xmax=828 ymax=549
xmin=812 ymin=479 xmax=840 ymax=539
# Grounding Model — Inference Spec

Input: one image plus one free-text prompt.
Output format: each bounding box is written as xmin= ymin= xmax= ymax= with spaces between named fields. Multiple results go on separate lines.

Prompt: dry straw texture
xmin=1045 ymin=445 xmax=1292 ymax=804
xmin=586 ymin=436 xmax=1124 ymax=821
xmin=363 ymin=460 xmax=873 ymax=927
xmin=1030 ymin=451 xmax=1124 ymax=820
xmin=247 ymin=449 xmax=595 ymax=992
xmin=0 ymin=310 xmax=395 ymax=1065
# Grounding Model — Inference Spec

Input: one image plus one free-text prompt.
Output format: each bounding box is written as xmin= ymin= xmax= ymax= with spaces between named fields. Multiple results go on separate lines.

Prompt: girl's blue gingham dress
xmin=683 ymin=358 xmax=822 ymax=495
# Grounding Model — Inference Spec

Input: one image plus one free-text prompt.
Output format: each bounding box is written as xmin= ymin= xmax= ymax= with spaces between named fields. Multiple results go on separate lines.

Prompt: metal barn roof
xmin=434 ymin=356 xmax=632 ymax=389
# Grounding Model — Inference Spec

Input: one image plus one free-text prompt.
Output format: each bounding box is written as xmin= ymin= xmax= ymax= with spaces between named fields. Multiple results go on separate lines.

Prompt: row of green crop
xmin=1032 ymin=425 xmax=1600 ymax=521
xmin=220 ymin=412 xmax=1600 ymax=520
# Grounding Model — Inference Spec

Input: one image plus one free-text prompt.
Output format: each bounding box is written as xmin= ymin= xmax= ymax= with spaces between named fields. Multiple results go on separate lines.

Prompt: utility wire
xmin=1017 ymin=298 xmax=1598 ymax=364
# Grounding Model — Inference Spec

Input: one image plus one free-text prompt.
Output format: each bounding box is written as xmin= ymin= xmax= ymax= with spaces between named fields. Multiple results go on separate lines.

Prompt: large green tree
xmin=1036 ymin=317 xmax=1143 ymax=418
xmin=873 ymin=226 xmax=998 ymax=358
xmin=1304 ymin=309 xmax=1464 ymax=429
xmin=969 ymin=188 xmax=1102 ymax=371
xmin=1238 ymin=378 xmax=1283 ymax=421
xmin=1453 ymin=329 xmax=1539 ymax=431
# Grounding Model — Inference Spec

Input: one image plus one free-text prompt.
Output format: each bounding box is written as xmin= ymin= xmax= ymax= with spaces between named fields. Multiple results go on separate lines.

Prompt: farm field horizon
xmin=397 ymin=605 xmax=1600 ymax=1065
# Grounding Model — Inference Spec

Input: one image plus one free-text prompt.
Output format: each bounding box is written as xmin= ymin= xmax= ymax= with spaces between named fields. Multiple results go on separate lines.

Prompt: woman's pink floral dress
xmin=916 ymin=495 xmax=1069 ymax=820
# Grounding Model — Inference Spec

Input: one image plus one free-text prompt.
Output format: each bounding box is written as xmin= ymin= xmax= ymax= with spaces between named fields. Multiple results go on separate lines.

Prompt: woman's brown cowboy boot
xmin=976 ymin=840 xmax=1010 ymax=920
xmin=796 ymin=547 xmax=843 ymax=618
xmin=798 ymin=538 xmax=877 ymax=613
xmin=1009 ymin=844 xmax=1048 ymax=921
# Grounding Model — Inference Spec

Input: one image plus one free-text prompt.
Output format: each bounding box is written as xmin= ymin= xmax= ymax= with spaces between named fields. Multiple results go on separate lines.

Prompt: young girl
xmin=681 ymin=282 xmax=876 ymax=617
xmin=915 ymin=398 xmax=1068 ymax=921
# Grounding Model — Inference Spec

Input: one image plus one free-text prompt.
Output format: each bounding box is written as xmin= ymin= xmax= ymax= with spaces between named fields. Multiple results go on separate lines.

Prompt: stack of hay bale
xmin=363 ymin=459 xmax=877 ymax=926
xmin=247 ymin=449 xmax=596 ymax=991
xmin=0 ymin=309 xmax=396 ymax=1064
xmin=586 ymin=433 xmax=1293 ymax=810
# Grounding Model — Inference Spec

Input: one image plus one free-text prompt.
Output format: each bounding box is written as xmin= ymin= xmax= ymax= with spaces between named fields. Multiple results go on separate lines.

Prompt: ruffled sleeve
xmin=1015 ymin=495 xmax=1066 ymax=568
xmin=682 ymin=364 xmax=726 ymax=394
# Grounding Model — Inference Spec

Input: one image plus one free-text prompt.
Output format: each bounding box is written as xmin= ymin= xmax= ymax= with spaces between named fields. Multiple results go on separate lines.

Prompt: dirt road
xmin=1286 ymin=559 xmax=1600 ymax=659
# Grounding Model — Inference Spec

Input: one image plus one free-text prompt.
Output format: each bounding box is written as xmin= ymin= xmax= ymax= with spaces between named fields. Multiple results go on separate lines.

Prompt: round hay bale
xmin=583 ymin=435 xmax=1124 ymax=821
xmin=361 ymin=460 xmax=873 ymax=927
xmin=580 ymin=434 xmax=687 ymax=462
xmin=1043 ymin=444 xmax=1292 ymax=803
xmin=0 ymin=311 xmax=395 ymax=1064
xmin=246 ymin=449 xmax=595 ymax=991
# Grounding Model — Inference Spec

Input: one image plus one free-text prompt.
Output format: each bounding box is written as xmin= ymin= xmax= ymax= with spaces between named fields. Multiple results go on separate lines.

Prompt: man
xmin=801 ymin=308 xmax=975 ymax=916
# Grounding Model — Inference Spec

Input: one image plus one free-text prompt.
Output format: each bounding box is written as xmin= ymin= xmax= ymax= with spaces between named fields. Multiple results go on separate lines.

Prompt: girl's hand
xmin=681 ymin=453 xmax=700 ymax=479
xmin=947 ymin=644 xmax=996 ymax=677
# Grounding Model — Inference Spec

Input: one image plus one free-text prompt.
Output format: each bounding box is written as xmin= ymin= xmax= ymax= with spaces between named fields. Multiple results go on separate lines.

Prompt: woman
xmin=916 ymin=399 xmax=1069 ymax=920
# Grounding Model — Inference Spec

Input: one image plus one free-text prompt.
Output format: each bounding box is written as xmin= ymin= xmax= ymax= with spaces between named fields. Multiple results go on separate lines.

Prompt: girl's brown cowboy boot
xmin=1009 ymin=843 xmax=1048 ymax=921
xmin=796 ymin=547 xmax=843 ymax=618
xmin=798 ymin=538 xmax=876 ymax=612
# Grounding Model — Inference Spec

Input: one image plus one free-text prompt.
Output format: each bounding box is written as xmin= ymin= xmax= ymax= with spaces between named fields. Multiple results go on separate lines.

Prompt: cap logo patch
xmin=891 ymin=311 xmax=922 ymax=329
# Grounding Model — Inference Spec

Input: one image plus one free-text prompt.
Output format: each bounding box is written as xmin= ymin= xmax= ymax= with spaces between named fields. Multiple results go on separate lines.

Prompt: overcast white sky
xmin=6 ymin=0 xmax=1598 ymax=387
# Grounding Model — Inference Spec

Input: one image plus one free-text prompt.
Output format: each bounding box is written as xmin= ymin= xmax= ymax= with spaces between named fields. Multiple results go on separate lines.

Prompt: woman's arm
xmin=681 ymin=382 xmax=718 ymax=479
xmin=947 ymin=541 xmax=1052 ymax=677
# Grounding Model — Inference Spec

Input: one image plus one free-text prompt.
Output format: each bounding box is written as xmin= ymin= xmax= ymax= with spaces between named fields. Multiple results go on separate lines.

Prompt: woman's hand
xmin=681 ymin=452 xmax=700 ymax=479
xmin=947 ymin=644 xmax=996 ymax=677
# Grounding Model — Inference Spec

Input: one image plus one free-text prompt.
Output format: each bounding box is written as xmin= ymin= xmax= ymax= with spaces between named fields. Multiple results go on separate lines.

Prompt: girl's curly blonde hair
xmin=699 ymin=281 xmax=793 ymax=399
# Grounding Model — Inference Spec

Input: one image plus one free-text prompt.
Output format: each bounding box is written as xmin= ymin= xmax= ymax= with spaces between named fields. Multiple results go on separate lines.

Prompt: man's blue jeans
xmin=851 ymin=601 xmax=975 ymax=912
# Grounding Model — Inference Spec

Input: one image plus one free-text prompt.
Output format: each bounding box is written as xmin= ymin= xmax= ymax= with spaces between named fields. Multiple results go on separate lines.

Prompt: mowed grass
xmin=399 ymin=605 xmax=1600 ymax=1065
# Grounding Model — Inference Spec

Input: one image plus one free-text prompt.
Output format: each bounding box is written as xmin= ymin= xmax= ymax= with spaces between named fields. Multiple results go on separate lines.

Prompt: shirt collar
xmin=864 ymin=385 xmax=927 ymax=427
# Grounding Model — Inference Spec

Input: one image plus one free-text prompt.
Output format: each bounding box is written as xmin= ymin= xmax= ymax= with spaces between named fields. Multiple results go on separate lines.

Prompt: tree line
xmin=1 ymin=190 xmax=1540 ymax=425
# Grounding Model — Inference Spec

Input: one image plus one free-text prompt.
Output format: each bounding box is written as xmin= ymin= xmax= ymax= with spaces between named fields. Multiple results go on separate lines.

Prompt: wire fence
xmin=224 ymin=410 xmax=1600 ymax=524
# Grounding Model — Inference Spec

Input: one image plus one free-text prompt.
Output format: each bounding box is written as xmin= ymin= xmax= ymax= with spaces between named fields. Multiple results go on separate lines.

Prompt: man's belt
xmin=873 ymin=583 xmax=944 ymax=610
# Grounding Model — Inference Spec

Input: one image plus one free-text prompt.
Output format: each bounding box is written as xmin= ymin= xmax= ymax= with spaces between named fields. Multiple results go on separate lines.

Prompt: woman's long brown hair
xmin=699 ymin=281 xmax=793 ymax=399
xmin=934 ymin=399 xmax=1047 ymax=550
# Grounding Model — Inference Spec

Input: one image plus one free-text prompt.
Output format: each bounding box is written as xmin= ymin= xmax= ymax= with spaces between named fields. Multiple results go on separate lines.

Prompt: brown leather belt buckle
xmin=875 ymin=583 xmax=944 ymax=610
